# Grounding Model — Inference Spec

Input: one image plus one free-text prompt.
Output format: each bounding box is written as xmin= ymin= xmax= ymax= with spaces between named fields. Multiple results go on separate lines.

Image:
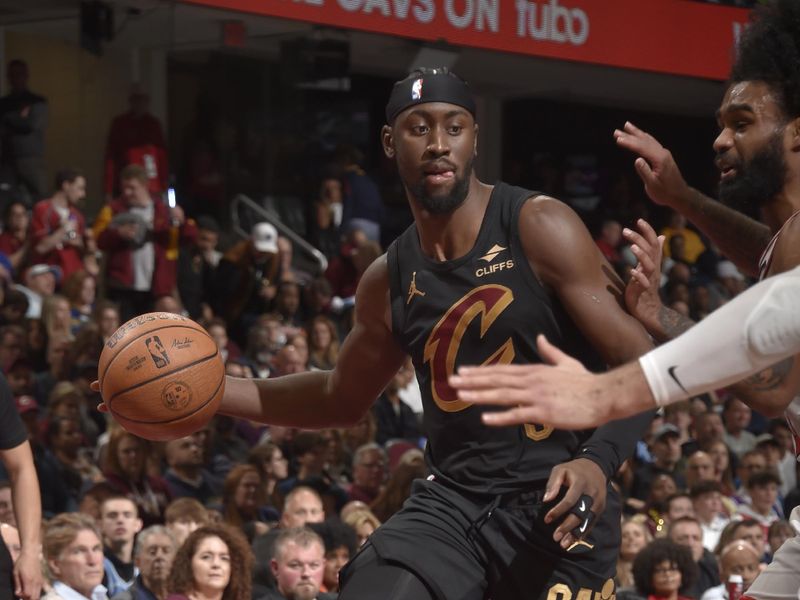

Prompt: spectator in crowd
xmin=595 ymin=218 xmax=624 ymax=271
xmin=700 ymin=540 xmax=761 ymax=600
xmin=766 ymin=520 xmax=793 ymax=556
xmin=41 ymin=295 xmax=73 ymax=344
xmin=177 ymin=216 xmax=221 ymax=321
xmin=616 ymin=518 xmax=653 ymax=589
xmin=722 ymin=398 xmax=756 ymax=458
xmin=279 ymin=487 xmax=325 ymax=530
xmin=0 ymin=482 xmax=14 ymax=527
xmin=30 ymin=169 xmax=91 ymax=281
xmin=276 ymin=237 xmax=313 ymax=287
xmin=104 ymin=85 xmax=167 ymax=199
xmin=342 ymin=509 xmax=381 ymax=548
xmin=0 ymin=325 xmax=25 ymax=373
xmin=93 ymin=301 xmax=120 ymax=343
xmin=726 ymin=519 xmax=769 ymax=561
xmin=94 ymin=165 xmax=195 ymax=322
xmin=311 ymin=169 xmax=344 ymax=261
xmin=336 ymin=144 xmax=384 ymax=243
xmin=0 ymin=60 xmax=48 ymax=202
xmin=277 ymin=432 xmax=346 ymax=515
xmin=690 ymin=481 xmax=730 ymax=552
xmin=100 ymin=496 xmax=143 ymax=596
xmin=703 ymin=440 xmax=736 ymax=497
xmin=102 ymin=430 xmax=171 ymax=526
xmin=685 ymin=451 xmax=717 ymax=490
xmin=248 ymin=442 xmax=288 ymax=509
xmin=15 ymin=264 xmax=58 ymax=319
xmin=45 ymin=416 xmax=96 ymax=509
xmin=266 ymin=528 xmax=335 ymax=600
xmin=62 ymin=271 xmax=96 ymax=335
xmin=683 ymin=411 xmax=725 ymax=457
xmin=662 ymin=493 xmax=696 ymax=532
xmin=736 ymin=470 xmax=782 ymax=529
xmin=163 ymin=498 xmax=209 ymax=548
xmin=640 ymin=474 xmax=680 ymax=533
xmin=734 ymin=450 xmax=768 ymax=504
xmin=165 ymin=524 xmax=252 ymax=600
xmin=668 ymin=517 xmax=720 ymax=598
xmin=0 ymin=201 xmax=29 ymax=275
xmin=370 ymin=461 xmax=427 ymax=524
xmin=306 ymin=316 xmax=339 ymax=371
xmin=767 ymin=420 xmax=797 ymax=495
xmin=308 ymin=520 xmax=357 ymax=595
xmin=623 ymin=539 xmax=697 ymax=600
xmin=323 ymin=227 xmax=367 ymax=300
xmin=212 ymin=222 xmax=279 ymax=342
xmin=111 ymin=525 xmax=176 ymax=600
xmin=660 ymin=211 xmax=705 ymax=264
xmin=663 ymin=402 xmax=693 ymax=446
xmin=0 ymin=290 xmax=28 ymax=327
xmin=709 ymin=260 xmax=746 ymax=306
xmin=42 ymin=513 xmax=104 ymax=600
xmin=162 ymin=436 xmax=217 ymax=506
xmin=372 ymin=362 xmax=420 ymax=446
xmin=220 ymin=464 xmax=276 ymax=531
xmin=346 ymin=443 xmax=385 ymax=504
xmin=205 ymin=319 xmax=241 ymax=365
xmin=631 ymin=424 xmax=685 ymax=501
xmin=273 ymin=282 xmax=303 ymax=329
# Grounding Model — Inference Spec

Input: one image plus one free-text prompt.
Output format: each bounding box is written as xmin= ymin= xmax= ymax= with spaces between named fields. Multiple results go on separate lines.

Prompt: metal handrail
xmin=230 ymin=193 xmax=328 ymax=274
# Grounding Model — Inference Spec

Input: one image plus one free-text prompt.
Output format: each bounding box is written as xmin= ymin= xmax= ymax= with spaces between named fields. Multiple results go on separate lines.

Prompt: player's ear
xmin=473 ymin=122 xmax=479 ymax=157
xmin=789 ymin=117 xmax=800 ymax=152
xmin=381 ymin=125 xmax=395 ymax=159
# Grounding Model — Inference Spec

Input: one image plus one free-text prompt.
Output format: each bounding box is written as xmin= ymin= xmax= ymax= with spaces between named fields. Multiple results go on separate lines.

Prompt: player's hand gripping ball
xmin=97 ymin=312 xmax=225 ymax=441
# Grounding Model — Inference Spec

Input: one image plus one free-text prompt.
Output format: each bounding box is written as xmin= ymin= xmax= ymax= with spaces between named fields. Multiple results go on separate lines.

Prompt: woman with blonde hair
xmin=617 ymin=518 xmax=654 ymax=589
xmin=62 ymin=270 xmax=96 ymax=334
xmin=342 ymin=509 xmax=381 ymax=547
xmin=41 ymin=294 xmax=73 ymax=343
xmin=166 ymin=524 xmax=253 ymax=600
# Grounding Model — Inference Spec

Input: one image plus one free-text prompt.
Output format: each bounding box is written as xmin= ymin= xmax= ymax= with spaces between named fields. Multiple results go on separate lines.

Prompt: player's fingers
xmin=457 ymin=364 xmax=541 ymax=376
xmin=633 ymin=157 xmax=655 ymax=183
xmin=629 ymin=268 xmax=650 ymax=289
xmin=545 ymin=483 xmax=581 ymax=527
xmin=90 ymin=380 xmax=100 ymax=392
xmin=482 ymin=406 xmax=544 ymax=427
xmin=629 ymin=244 xmax=656 ymax=273
xmin=97 ymin=402 xmax=109 ymax=413
xmin=635 ymin=218 xmax=660 ymax=246
xmin=12 ymin=570 xmax=21 ymax=597
xmin=457 ymin=388 xmax=523 ymax=406
xmin=543 ymin=469 xmax=566 ymax=504
xmin=553 ymin=515 xmax=581 ymax=546
xmin=451 ymin=369 xmax=532 ymax=391
xmin=536 ymin=335 xmax=584 ymax=370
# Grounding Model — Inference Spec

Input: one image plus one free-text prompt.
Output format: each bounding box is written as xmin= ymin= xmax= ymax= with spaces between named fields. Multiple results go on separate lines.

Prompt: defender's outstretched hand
xmin=614 ymin=122 xmax=690 ymax=208
xmin=90 ymin=380 xmax=108 ymax=413
xmin=450 ymin=335 xmax=622 ymax=430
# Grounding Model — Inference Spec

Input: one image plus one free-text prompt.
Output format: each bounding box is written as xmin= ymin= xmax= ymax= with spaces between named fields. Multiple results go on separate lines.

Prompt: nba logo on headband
xmin=411 ymin=78 xmax=423 ymax=100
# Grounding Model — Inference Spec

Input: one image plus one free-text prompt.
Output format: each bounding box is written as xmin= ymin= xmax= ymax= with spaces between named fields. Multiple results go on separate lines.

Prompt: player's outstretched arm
xmin=614 ymin=122 xmax=771 ymax=277
xmin=451 ymin=265 xmax=800 ymax=428
xmin=218 ymin=255 xmax=407 ymax=428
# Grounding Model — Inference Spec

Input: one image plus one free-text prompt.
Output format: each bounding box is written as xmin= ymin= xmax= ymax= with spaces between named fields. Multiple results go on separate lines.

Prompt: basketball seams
xmin=106 ymin=347 xmax=221 ymax=405
xmin=111 ymin=371 xmax=225 ymax=425
xmin=99 ymin=322 xmax=210 ymax=394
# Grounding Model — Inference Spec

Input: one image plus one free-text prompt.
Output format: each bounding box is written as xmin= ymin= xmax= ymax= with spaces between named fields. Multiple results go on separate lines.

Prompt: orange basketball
xmin=98 ymin=312 xmax=225 ymax=441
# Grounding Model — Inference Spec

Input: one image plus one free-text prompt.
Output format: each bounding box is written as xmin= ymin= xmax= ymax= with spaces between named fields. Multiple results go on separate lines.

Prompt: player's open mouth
xmin=719 ymin=166 xmax=737 ymax=181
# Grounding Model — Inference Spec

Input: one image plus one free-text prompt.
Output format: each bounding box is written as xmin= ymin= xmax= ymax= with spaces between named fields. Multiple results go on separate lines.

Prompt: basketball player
xmin=450 ymin=2 xmax=800 ymax=599
xmin=197 ymin=69 xmax=655 ymax=599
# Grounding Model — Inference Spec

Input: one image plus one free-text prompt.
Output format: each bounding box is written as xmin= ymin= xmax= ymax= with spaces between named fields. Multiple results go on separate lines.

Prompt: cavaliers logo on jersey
xmin=423 ymin=285 xmax=515 ymax=412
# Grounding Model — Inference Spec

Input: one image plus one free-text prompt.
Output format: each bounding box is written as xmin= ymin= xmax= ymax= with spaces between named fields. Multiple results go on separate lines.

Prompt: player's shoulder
xmin=518 ymin=193 xmax=589 ymax=243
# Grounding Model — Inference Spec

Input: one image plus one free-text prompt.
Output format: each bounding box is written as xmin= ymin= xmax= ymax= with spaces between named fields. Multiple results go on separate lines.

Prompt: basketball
xmin=98 ymin=312 xmax=225 ymax=441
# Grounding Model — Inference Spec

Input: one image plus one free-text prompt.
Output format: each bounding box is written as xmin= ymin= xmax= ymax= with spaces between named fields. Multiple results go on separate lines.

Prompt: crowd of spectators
xmin=0 ymin=53 xmax=794 ymax=600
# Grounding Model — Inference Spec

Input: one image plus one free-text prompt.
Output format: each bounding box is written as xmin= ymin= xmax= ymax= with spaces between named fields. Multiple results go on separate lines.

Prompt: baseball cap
xmin=251 ymin=222 xmax=278 ymax=254
xmin=14 ymin=395 xmax=38 ymax=415
xmin=755 ymin=433 xmax=780 ymax=448
xmin=26 ymin=263 xmax=62 ymax=282
xmin=653 ymin=424 xmax=681 ymax=441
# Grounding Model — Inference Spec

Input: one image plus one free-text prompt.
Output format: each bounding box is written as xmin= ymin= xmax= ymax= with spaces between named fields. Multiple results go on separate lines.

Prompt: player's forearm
xmin=581 ymin=406 xmax=655 ymax=479
xmin=218 ymin=373 xmax=366 ymax=429
xmin=7 ymin=447 xmax=41 ymax=554
xmin=675 ymin=188 xmax=771 ymax=277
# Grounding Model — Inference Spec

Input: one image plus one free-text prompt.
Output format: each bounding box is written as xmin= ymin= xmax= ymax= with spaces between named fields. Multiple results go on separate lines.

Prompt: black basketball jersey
xmin=386 ymin=182 xmax=606 ymax=496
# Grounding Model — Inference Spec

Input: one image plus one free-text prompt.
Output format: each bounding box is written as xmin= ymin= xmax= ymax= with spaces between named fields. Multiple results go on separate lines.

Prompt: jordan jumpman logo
xmin=407 ymin=271 xmax=426 ymax=304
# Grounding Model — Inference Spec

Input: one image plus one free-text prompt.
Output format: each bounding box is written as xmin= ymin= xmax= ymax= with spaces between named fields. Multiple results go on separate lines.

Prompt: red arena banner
xmin=184 ymin=0 xmax=750 ymax=80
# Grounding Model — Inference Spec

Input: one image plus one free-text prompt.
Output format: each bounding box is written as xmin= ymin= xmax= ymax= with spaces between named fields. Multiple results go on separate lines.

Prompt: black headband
xmin=385 ymin=70 xmax=476 ymax=124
